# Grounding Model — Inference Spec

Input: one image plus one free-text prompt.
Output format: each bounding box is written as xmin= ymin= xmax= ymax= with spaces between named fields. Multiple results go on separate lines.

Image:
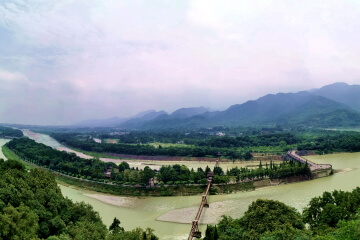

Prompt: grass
xmin=1 ymin=145 xmax=36 ymax=170
xmin=330 ymin=128 xmax=360 ymax=132
xmin=149 ymin=142 xmax=193 ymax=148
xmin=103 ymin=139 xmax=119 ymax=144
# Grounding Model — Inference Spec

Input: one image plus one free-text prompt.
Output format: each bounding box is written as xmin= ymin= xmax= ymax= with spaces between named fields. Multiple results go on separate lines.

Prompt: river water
xmin=7 ymin=133 xmax=360 ymax=239
xmin=22 ymin=130 xmax=277 ymax=170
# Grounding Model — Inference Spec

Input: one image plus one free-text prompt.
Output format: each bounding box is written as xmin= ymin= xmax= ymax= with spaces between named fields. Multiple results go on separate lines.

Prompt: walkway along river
xmin=8 ymin=132 xmax=360 ymax=239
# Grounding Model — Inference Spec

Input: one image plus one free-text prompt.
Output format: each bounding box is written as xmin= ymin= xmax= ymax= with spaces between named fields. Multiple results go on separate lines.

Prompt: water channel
xmin=3 ymin=133 xmax=360 ymax=239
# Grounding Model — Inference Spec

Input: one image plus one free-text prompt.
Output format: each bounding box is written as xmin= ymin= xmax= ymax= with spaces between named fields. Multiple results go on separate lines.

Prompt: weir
xmin=188 ymin=160 xmax=219 ymax=239
xmin=286 ymin=150 xmax=332 ymax=178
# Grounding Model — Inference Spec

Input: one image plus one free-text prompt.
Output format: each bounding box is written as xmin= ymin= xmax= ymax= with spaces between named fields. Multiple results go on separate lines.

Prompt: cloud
xmin=0 ymin=0 xmax=360 ymax=125
xmin=0 ymin=68 xmax=27 ymax=82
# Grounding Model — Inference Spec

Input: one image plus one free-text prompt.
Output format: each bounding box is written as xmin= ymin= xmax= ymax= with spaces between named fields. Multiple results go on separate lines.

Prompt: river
xmin=5 ymin=133 xmax=360 ymax=239
xmin=21 ymin=130 xmax=279 ymax=170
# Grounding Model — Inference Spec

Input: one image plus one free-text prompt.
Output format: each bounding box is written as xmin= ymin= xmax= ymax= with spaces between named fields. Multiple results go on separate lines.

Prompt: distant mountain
xmin=129 ymin=83 xmax=360 ymax=129
xmin=170 ymin=107 xmax=210 ymax=119
xmin=212 ymin=91 xmax=312 ymax=125
xmin=118 ymin=110 xmax=168 ymax=129
xmin=73 ymin=117 xmax=127 ymax=128
xmin=276 ymin=96 xmax=360 ymax=127
xmin=309 ymin=82 xmax=360 ymax=112
xmin=75 ymin=82 xmax=360 ymax=129
xmin=131 ymin=109 xmax=158 ymax=119
xmin=73 ymin=109 xmax=160 ymax=127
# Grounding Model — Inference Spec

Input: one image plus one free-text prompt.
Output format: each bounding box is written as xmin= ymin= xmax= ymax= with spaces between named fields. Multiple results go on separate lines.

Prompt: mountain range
xmin=74 ymin=82 xmax=360 ymax=129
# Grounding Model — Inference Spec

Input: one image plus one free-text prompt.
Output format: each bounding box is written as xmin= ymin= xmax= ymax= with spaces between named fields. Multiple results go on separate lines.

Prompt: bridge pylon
xmin=202 ymin=195 xmax=209 ymax=208
xmin=189 ymin=220 xmax=202 ymax=239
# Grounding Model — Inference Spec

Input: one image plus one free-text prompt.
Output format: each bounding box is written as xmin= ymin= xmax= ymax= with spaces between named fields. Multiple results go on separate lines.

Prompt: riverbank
xmin=0 ymin=139 xmax=10 ymax=159
xmin=56 ymin=151 xmax=360 ymax=239
xmin=2 ymin=141 xmax=330 ymax=197
xmin=56 ymin=174 xmax=255 ymax=197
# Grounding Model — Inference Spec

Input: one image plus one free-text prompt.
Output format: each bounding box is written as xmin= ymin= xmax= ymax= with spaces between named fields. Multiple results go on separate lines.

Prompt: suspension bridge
xmin=188 ymin=160 xmax=219 ymax=239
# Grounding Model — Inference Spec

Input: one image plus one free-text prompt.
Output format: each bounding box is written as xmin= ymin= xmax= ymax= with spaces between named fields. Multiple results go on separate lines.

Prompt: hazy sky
xmin=1 ymin=0 xmax=360 ymax=125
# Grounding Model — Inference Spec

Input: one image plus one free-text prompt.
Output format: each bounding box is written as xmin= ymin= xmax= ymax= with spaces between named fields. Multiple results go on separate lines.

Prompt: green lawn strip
xmin=149 ymin=142 xmax=194 ymax=148
xmin=1 ymin=145 xmax=36 ymax=170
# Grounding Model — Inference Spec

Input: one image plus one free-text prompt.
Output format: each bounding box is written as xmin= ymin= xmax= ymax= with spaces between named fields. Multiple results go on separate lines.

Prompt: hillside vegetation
xmin=0 ymin=126 xmax=23 ymax=138
xmin=110 ymin=82 xmax=360 ymax=129
xmin=204 ymin=188 xmax=360 ymax=240
xmin=0 ymin=159 xmax=158 ymax=239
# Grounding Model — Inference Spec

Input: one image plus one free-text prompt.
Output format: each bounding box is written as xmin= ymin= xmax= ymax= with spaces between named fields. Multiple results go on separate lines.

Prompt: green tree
xmin=141 ymin=166 xmax=155 ymax=185
xmin=0 ymin=204 xmax=39 ymax=240
xmin=240 ymin=199 xmax=305 ymax=239
xmin=109 ymin=217 xmax=124 ymax=233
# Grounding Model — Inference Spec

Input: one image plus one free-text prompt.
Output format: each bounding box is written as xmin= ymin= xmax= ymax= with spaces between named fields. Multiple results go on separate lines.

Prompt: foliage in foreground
xmin=0 ymin=159 xmax=158 ymax=240
xmin=204 ymin=188 xmax=360 ymax=240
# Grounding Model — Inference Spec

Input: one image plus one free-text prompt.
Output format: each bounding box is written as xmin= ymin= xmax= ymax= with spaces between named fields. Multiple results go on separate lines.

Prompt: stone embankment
xmin=286 ymin=150 xmax=332 ymax=178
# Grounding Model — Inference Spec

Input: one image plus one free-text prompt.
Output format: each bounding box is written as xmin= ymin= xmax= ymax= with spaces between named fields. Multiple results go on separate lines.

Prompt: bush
xmin=199 ymin=179 xmax=208 ymax=185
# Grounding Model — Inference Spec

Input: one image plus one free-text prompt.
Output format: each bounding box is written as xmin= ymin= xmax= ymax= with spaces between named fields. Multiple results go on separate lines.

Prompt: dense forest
xmin=6 ymin=138 xmax=310 ymax=187
xmin=203 ymin=188 xmax=360 ymax=240
xmin=0 ymin=125 xmax=23 ymax=138
xmin=51 ymin=129 xmax=360 ymax=160
xmin=0 ymin=159 xmax=158 ymax=239
xmin=51 ymin=133 xmax=253 ymax=159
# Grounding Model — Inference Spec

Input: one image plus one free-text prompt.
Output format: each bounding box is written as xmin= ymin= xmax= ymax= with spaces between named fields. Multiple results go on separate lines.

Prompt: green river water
xmin=3 ymin=133 xmax=360 ymax=239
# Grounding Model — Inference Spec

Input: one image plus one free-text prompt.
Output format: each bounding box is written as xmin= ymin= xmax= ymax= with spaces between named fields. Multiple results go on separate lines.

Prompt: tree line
xmin=6 ymin=138 xmax=310 ymax=187
xmin=0 ymin=125 xmax=23 ymax=138
xmin=51 ymin=133 xmax=253 ymax=160
xmin=52 ymin=130 xmax=360 ymax=159
xmin=297 ymin=132 xmax=360 ymax=153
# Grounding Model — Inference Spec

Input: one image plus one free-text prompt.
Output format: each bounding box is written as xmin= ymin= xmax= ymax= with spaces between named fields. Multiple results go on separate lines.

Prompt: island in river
xmin=1 ymin=132 xmax=358 ymax=239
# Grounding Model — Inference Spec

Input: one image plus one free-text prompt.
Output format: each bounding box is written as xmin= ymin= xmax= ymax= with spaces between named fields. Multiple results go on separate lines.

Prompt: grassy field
xmin=1 ymin=145 xmax=36 ymax=170
xmin=247 ymin=145 xmax=295 ymax=154
xmin=149 ymin=142 xmax=193 ymax=148
xmin=324 ymin=127 xmax=360 ymax=132
xmin=104 ymin=139 xmax=119 ymax=144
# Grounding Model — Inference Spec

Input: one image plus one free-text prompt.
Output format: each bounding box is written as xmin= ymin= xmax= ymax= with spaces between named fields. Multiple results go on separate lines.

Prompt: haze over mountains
xmin=74 ymin=82 xmax=360 ymax=129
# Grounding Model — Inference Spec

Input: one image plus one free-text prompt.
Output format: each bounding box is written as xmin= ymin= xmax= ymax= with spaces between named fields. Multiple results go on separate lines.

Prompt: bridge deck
xmin=188 ymin=161 xmax=219 ymax=239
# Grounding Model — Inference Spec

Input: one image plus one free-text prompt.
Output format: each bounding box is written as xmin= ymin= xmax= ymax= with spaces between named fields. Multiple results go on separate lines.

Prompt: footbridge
xmin=188 ymin=160 xmax=219 ymax=239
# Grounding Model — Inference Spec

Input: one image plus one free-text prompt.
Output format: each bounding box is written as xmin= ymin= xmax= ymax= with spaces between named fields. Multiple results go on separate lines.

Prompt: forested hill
xmin=309 ymin=82 xmax=360 ymax=112
xmin=113 ymin=82 xmax=360 ymax=130
xmin=0 ymin=125 xmax=23 ymax=138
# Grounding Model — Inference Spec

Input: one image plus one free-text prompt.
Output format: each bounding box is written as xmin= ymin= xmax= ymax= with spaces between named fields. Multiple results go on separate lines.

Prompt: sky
xmin=1 ymin=0 xmax=360 ymax=125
